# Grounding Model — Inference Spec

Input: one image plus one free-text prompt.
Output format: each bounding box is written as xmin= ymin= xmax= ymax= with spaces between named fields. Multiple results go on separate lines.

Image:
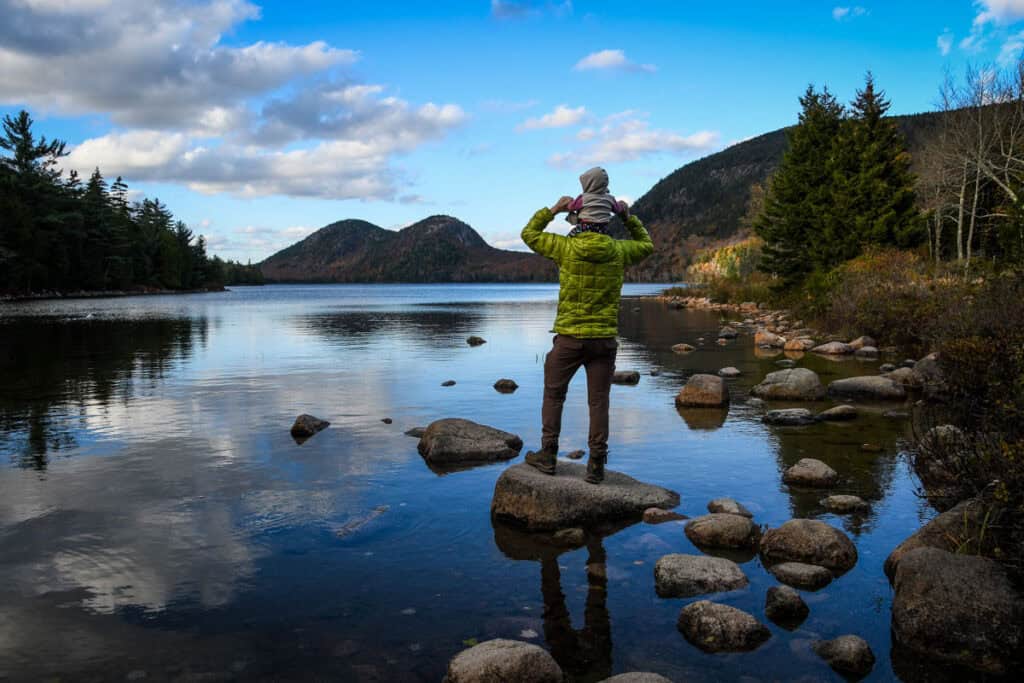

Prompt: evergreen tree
xmin=824 ymin=73 xmax=922 ymax=266
xmin=755 ymin=85 xmax=844 ymax=286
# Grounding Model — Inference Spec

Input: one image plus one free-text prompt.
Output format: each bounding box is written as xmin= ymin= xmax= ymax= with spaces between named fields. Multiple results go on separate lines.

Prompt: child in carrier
xmin=565 ymin=166 xmax=628 ymax=235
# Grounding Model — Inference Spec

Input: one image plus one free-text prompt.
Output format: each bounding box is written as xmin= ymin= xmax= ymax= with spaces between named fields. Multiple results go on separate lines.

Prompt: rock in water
xmin=336 ymin=505 xmax=389 ymax=539
xmin=718 ymin=326 xmax=739 ymax=339
xmin=643 ymin=508 xmax=687 ymax=524
xmin=718 ymin=366 xmax=741 ymax=378
xmin=765 ymin=585 xmax=809 ymax=627
xmin=493 ymin=378 xmax=519 ymax=393
xmin=654 ymin=554 xmax=748 ymax=598
xmin=671 ymin=343 xmax=695 ymax=354
xmin=817 ymin=404 xmax=857 ymax=421
xmin=684 ymin=513 xmax=760 ymax=549
xmin=677 ymin=601 xmax=771 ymax=653
xmin=769 ymin=561 xmax=833 ymax=590
xmin=885 ymin=366 xmax=920 ymax=387
xmin=848 ymin=335 xmax=877 ymax=350
xmin=491 ymin=462 xmax=680 ymax=531
xmin=565 ymin=449 xmax=585 ymax=460
xmin=405 ymin=427 xmax=426 ymax=438
xmin=417 ymin=418 xmax=522 ymax=467
xmin=784 ymin=338 xmax=816 ymax=352
xmin=883 ymin=498 xmax=989 ymax=581
xmin=706 ymin=497 xmax=753 ymax=518
xmin=445 ymin=638 xmax=562 ymax=683
xmin=891 ymin=547 xmax=1024 ymax=675
xmin=442 ymin=380 xmax=457 ymax=387
xmin=601 ymin=674 xmax=673 ymax=683
xmin=675 ymin=374 xmax=729 ymax=407
xmin=812 ymin=341 xmax=854 ymax=355
xmin=750 ymin=368 xmax=826 ymax=401
xmin=783 ymin=458 xmax=839 ymax=487
xmin=760 ymin=519 xmax=858 ymax=571
xmin=814 ymin=636 xmax=876 ymax=677
xmin=827 ymin=376 xmax=906 ymax=401
xmin=612 ymin=370 xmax=641 ymax=385
xmin=291 ymin=414 xmax=329 ymax=439
xmin=854 ymin=345 xmax=879 ymax=359
xmin=754 ymin=330 xmax=785 ymax=347
xmin=821 ymin=494 xmax=869 ymax=513
xmin=466 ymin=336 xmax=487 ymax=346
xmin=763 ymin=409 xmax=817 ymax=426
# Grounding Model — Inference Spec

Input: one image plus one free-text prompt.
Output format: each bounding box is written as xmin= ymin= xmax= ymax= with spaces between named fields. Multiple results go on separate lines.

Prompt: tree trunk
xmin=956 ymin=161 xmax=968 ymax=262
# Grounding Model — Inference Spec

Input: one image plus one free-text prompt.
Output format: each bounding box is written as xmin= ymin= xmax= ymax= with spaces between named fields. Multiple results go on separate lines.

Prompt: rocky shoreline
xmin=0 ymin=285 xmax=227 ymax=303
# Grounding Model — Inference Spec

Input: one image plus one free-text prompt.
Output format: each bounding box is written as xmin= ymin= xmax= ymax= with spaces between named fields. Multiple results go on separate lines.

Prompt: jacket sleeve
xmin=521 ymin=207 xmax=567 ymax=264
xmin=619 ymin=214 xmax=654 ymax=266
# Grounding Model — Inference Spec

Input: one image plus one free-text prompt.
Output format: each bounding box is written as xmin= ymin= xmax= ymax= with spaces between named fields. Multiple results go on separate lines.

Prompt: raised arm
xmin=619 ymin=213 xmax=654 ymax=266
xmin=521 ymin=196 xmax=572 ymax=264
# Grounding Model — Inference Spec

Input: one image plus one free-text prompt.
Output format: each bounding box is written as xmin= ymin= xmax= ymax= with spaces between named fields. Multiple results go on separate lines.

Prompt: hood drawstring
xmin=568 ymin=222 xmax=611 ymax=238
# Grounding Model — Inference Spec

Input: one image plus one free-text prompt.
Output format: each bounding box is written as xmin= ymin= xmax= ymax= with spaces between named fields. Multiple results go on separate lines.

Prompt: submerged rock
xmin=671 ymin=343 xmax=696 ymax=354
xmin=643 ymin=508 xmax=687 ymax=524
xmin=821 ymin=494 xmax=869 ymax=513
xmin=854 ymin=345 xmax=879 ymax=359
xmin=827 ymin=376 xmax=906 ymax=401
xmin=675 ymin=374 xmax=729 ymax=407
xmin=892 ymin=547 xmax=1024 ymax=675
xmin=760 ymin=519 xmax=858 ymax=571
xmin=493 ymin=378 xmax=519 ymax=393
xmin=783 ymin=458 xmax=839 ymax=487
xmin=706 ymin=497 xmax=753 ymax=518
xmin=764 ymin=408 xmax=817 ymax=426
xmin=684 ymin=513 xmax=760 ymax=549
xmin=491 ymin=463 xmax=679 ymax=531
xmin=612 ymin=370 xmax=641 ymax=385
xmin=769 ymin=561 xmax=833 ymax=590
xmin=677 ymin=601 xmax=771 ymax=653
xmin=417 ymin=418 xmax=522 ymax=467
xmin=814 ymin=635 xmax=876 ymax=677
xmin=291 ymin=413 xmax=330 ymax=440
xmin=765 ymin=585 xmax=809 ymax=627
xmin=445 ymin=638 xmax=562 ymax=683
xmin=750 ymin=368 xmax=826 ymax=401
xmin=655 ymin=553 xmax=748 ymax=597
xmin=817 ymin=404 xmax=857 ymax=421
xmin=336 ymin=505 xmax=389 ymax=539
xmin=466 ymin=336 xmax=487 ymax=346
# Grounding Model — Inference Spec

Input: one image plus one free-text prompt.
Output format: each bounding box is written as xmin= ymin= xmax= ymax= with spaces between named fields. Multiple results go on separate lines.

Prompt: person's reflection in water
xmin=539 ymin=537 xmax=612 ymax=682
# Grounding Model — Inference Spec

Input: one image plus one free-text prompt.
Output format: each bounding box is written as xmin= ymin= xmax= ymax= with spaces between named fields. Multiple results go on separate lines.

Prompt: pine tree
xmin=755 ymin=86 xmax=844 ymax=286
xmin=824 ymin=73 xmax=922 ymax=266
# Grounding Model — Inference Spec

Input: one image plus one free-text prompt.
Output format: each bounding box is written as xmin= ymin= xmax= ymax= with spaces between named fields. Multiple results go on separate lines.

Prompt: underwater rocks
xmin=491 ymin=462 xmax=680 ymax=531
xmin=654 ymin=554 xmax=748 ymax=598
xmin=677 ymin=601 xmax=771 ymax=653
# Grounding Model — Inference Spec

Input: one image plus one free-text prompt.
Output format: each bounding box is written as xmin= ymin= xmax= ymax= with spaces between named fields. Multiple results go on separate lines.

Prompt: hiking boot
xmin=585 ymin=455 xmax=606 ymax=484
xmin=525 ymin=448 xmax=556 ymax=475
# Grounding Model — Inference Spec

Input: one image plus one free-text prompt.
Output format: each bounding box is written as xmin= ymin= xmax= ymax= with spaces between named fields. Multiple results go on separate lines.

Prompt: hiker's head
xmin=579 ymin=167 xmax=609 ymax=194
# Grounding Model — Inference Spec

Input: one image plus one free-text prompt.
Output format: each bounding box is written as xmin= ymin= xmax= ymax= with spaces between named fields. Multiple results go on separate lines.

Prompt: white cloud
xmin=548 ymin=112 xmax=717 ymax=167
xmin=937 ymin=31 xmax=954 ymax=56
xmin=974 ymin=0 xmax=1024 ymax=26
xmin=205 ymin=224 xmax=318 ymax=260
xmin=832 ymin=6 xmax=867 ymax=21
xmin=517 ymin=104 xmax=587 ymax=130
xmin=573 ymin=49 xmax=656 ymax=73
xmin=998 ymin=30 xmax=1024 ymax=64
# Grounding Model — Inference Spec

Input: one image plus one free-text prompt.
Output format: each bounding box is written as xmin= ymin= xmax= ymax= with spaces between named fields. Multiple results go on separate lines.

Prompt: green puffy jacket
xmin=521 ymin=207 xmax=654 ymax=338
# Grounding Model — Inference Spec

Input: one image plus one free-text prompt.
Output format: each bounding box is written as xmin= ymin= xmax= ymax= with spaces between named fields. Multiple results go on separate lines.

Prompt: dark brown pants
xmin=541 ymin=334 xmax=617 ymax=458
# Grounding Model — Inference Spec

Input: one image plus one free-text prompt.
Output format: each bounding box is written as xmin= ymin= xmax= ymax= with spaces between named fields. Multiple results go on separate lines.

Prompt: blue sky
xmin=1 ymin=1 xmax=1020 ymax=261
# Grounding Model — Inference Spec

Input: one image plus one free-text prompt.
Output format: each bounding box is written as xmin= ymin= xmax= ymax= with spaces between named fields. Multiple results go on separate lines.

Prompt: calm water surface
xmin=0 ymin=284 xmax=932 ymax=681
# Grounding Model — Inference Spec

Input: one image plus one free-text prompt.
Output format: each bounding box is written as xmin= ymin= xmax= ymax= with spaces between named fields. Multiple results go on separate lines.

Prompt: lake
xmin=0 ymin=284 xmax=932 ymax=682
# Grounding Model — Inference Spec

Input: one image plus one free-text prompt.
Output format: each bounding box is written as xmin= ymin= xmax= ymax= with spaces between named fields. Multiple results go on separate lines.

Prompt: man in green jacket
xmin=520 ymin=192 xmax=654 ymax=483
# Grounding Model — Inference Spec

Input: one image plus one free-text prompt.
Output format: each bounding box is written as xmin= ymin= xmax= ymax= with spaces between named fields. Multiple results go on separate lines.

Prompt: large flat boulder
xmin=677 ymin=601 xmax=771 ymax=653
xmin=813 ymin=341 xmax=854 ymax=355
xmin=892 ymin=547 xmax=1024 ymax=675
xmin=750 ymin=368 xmax=826 ymax=401
xmin=827 ymin=376 xmax=906 ymax=401
xmin=884 ymin=498 xmax=987 ymax=581
xmin=445 ymin=638 xmax=562 ymax=682
xmin=418 ymin=419 xmax=523 ymax=467
xmin=491 ymin=463 xmax=680 ymax=531
xmin=760 ymin=519 xmax=858 ymax=571
xmin=654 ymin=553 xmax=748 ymax=598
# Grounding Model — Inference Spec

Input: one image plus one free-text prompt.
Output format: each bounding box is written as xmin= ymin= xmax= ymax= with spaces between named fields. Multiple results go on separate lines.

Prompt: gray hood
xmin=568 ymin=166 xmax=616 ymax=226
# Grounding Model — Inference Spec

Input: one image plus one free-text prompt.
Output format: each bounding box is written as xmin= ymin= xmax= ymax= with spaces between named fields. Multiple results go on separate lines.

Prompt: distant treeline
xmin=0 ymin=110 xmax=262 ymax=294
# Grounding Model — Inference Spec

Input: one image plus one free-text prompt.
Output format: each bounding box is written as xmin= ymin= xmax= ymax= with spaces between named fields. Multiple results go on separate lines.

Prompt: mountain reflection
xmin=0 ymin=317 xmax=205 ymax=468
xmin=292 ymin=307 xmax=487 ymax=349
